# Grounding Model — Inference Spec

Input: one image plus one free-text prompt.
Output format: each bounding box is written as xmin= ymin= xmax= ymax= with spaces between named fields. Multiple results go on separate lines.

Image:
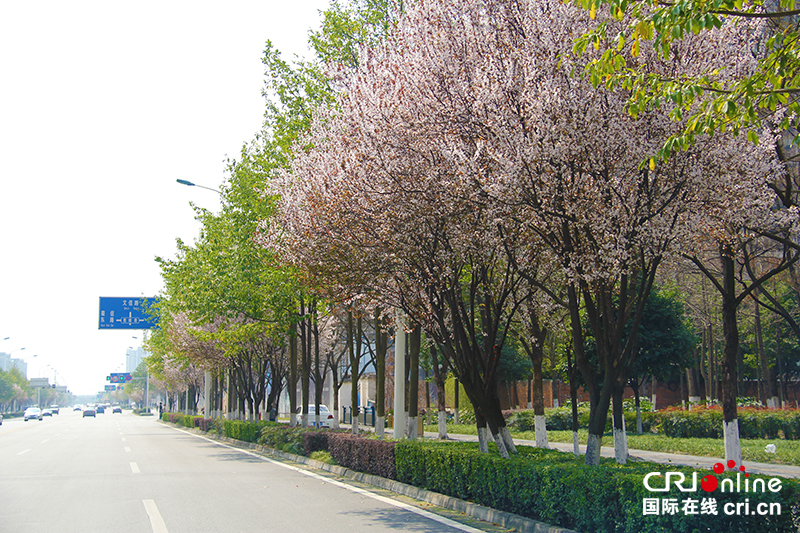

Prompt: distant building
xmin=11 ymin=358 xmax=27 ymax=378
xmin=0 ymin=352 xmax=28 ymax=377
xmin=126 ymin=346 xmax=147 ymax=373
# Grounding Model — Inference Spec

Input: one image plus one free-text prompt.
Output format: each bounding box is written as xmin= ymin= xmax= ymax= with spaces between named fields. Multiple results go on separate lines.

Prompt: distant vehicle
xmin=96 ymin=405 xmax=105 ymax=414
xmin=49 ymin=405 xmax=59 ymax=414
xmin=82 ymin=406 xmax=96 ymax=418
xmin=0 ymin=413 xmax=3 ymax=425
xmin=297 ymin=405 xmax=334 ymax=428
xmin=73 ymin=405 xmax=83 ymax=411
xmin=41 ymin=408 xmax=53 ymax=417
xmin=112 ymin=406 xmax=122 ymax=414
xmin=24 ymin=407 xmax=43 ymax=421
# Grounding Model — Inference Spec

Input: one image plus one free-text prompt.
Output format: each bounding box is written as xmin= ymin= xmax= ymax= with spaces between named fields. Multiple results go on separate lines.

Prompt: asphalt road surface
xmin=0 ymin=408 xmax=502 ymax=533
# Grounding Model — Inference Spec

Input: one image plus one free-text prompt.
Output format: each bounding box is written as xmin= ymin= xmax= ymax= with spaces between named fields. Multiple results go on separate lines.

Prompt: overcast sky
xmin=0 ymin=1 xmax=330 ymax=395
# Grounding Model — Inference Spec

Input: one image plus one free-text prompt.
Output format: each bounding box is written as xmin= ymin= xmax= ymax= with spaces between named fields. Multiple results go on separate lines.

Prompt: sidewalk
xmin=433 ymin=431 xmax=800 ymax=479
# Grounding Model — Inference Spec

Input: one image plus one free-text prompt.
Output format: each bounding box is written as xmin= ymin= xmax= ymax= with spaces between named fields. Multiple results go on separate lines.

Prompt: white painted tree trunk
xmin=492 ymin=430 xmax=510 ymax=459
xmin=407 ymin=416 xmax=418 ymax=440
xmin=572 ymin=431 xmax=580 ymax=457
xmin=376 ymin=416 xmax=385 ymax=437
xmin=352 ymin=415 xmax=360 ymax=435
xmin=290 ymin=413 xmax=297 ymax=427
xmin=454 ymin=408 xmax=460 ymax=425
xmin=585 ymin=433 xmax=602 ymax=466
xmin=614 ymin=427 xmax=627 ymax=464
xmin=534 ymin=414 xmax=548 ymax=448
xmin=724 ymin=418 xmax=742 ymax=467
xmin=500 ymin=426 xmax=517 ymax=454
xmin=636 ymin=405 xmax=643 ymax=434
xmin=614 ymin=413 xmax=628 ymax=464
xmin=437 ymin=411 xmax=448 ymax=439
xmin=477 ymin=427 xmax=490 ymax=453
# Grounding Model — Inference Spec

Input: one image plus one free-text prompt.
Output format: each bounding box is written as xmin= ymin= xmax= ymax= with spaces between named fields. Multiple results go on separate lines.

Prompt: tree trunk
xmin=721 ymin=252 xmax=742 ymax=468
xmin=375 ymin=309 xmax=387 ymax=437
xmin=289 ymin=326 xmax=298 ymax=427
xmin=348 ymin=310 xmax=359 ymax=435
xmin=430 ymin=344 xmax=449 ymax=439
xmin=612 ymin=382 xmax=628 ymax=464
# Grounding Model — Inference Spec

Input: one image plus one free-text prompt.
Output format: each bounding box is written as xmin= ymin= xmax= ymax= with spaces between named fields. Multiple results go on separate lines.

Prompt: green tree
xmin=572 ymin=0 xmax=800 ymax=162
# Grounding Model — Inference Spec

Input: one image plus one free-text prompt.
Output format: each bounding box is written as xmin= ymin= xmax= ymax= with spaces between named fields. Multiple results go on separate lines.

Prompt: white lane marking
xmin=130 ymin=462 xmax=140 ymax=474
xmin=41 ymin=439 xmax=49 ymax=444
xmin=125 ymin=447 xmax=131 ymax=452
xmin=143 ymin=500 xmax=169 ymax=533
xmin=122 ymin=438 xmax=127 ymax=442
xmin=17 ymin=449 xmax=30 ymax=455
xmin=170 ymin=427 xmax=484 ymax=533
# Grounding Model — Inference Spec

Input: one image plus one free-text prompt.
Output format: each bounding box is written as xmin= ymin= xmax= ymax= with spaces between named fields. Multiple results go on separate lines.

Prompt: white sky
xmin=0 ymin=1 xmax=330 ymax=395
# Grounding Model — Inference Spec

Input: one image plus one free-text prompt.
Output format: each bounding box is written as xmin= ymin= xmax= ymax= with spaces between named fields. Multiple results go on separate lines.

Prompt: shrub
xmin=309 ymin=450 xmax=336 ymax=464
xmin=327 ymin=433 xmax=396 ymax=480
xmin=394 ymin=441 xmax=800 ymax=533
xmin=222 ymin=420 xmax=273 ymax=443
xmin=655 ymin=407 xmax=800 ymax=440
xmin=258 ymin=425 xmax=307 ymax=454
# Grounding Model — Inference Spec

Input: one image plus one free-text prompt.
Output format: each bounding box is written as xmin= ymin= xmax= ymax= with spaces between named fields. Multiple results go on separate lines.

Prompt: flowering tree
xmin=276 ymin=0 xmax=786 ymax=467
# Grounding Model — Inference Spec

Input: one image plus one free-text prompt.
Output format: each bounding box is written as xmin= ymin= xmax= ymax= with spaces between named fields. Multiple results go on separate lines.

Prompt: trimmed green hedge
xmin=508 ymin=407 xmax=800 ymax=440
xmin=658 ymin=408 xmax=800 ymax=440
xmin=395 ymin=441 xmax=800 ymax=533
xmin=222 ymin=420 xmax=273 ymax=443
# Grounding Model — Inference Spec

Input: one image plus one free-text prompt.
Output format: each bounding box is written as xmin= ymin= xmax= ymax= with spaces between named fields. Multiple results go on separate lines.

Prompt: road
xmin=0 ymin=409 xmax=501 ymax=533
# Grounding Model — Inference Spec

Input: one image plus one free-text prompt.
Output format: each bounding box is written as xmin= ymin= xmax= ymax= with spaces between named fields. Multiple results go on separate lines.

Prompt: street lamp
xmin=176 ymin=179 xmax=221 ymax=194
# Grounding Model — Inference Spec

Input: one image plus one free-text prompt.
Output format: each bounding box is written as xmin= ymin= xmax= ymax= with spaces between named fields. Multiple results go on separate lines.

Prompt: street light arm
xmin=175 ymin=179 xmax=221 ymax=195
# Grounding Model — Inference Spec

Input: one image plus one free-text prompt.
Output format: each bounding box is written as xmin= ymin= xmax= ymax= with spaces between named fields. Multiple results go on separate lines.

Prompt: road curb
xmin=160 ymin=421 xmax=578 ymax=533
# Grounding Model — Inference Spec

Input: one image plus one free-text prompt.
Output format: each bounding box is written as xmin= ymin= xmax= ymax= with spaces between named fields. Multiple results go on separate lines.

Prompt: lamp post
xmin=176 ymin=180 xmax=221 ymax=419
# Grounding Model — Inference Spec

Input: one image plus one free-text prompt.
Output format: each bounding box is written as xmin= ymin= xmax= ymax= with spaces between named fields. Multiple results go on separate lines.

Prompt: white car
xmin=24 ymin=407 xmax=43 ymax=421
xmin=297 ymin=405 xmax=334 ymax=428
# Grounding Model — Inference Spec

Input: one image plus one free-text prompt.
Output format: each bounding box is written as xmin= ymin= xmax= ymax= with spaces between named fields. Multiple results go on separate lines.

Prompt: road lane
xmin=0 ymin=410 xmax=501 ymax=533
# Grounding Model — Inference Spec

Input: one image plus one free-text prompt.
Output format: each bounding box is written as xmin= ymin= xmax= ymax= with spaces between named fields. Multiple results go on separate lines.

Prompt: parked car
xmin=82 ymin=406 xmax=96 ymax=418
xmin=41 ymin=408 xmax=53 ymax=417
xmin=297 ymin=405 xmax=334 ymax=428
xmin=24 ymin=407 xmax=43 ymax=421
xmin=112 ymin=406 xmax=122 ymax=414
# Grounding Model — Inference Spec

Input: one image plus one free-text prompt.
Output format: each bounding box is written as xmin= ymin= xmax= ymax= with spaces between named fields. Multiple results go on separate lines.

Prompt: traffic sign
xmin=108 ymin=372 xmax=132 ymax=383
xmin=98 ymin=297 xmax=159 ymax=330
xmin=105 ymin=385 xmax=117 ymax=391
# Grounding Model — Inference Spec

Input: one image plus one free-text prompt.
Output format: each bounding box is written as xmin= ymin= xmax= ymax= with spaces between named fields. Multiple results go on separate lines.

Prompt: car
xmin=41 ymin=408 xmax=53 ymax=417
xmin=112 ymin=406 xmax=122 ymax=414
xmin=73 ymin=404 xmax=83 ymax=411
xmin=49 ymin=405 xmax=59 ymax=414
xmin=95 ymin=405 xmax=105 ymax=414
xmin=0 ymin=413 xmax=3 ymax=425
xmin=24 ymin=407 xmax=43 ymax=421
xmin=297 ymin=405 xmax=334 ymax=428
xmin=82 ymin=406 xmax=96 ymax=418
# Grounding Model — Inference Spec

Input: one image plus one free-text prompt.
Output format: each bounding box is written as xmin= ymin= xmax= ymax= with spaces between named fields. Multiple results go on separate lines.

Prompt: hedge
xmin=658 ymin=408 xmax=800 ymax=440
xmin=395 ymin=440 xmax=800 ymax=533
xmin=507 ymin=407 xmax=800 ymax=440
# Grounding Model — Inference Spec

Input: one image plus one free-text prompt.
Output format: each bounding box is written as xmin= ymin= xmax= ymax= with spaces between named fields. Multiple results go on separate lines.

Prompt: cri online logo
xmin=643 ymin=461 xmax=783 ymax=494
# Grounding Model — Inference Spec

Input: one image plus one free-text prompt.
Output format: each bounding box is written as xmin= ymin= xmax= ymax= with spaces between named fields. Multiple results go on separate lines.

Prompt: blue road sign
xmin=98 ymin=297 xmax=158 ymax=330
